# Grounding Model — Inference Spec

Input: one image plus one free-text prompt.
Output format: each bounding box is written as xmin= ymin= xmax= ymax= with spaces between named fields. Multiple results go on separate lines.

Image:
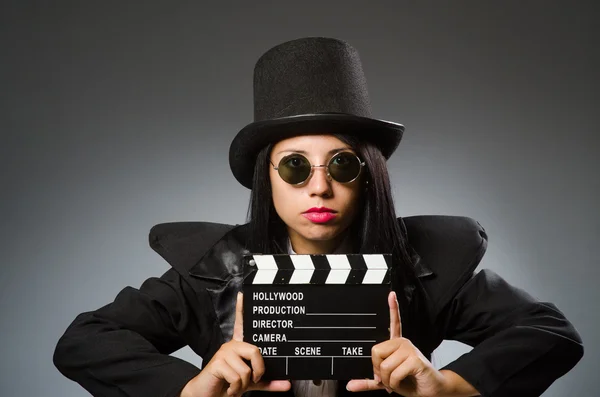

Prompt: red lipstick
xmin=303 ymin=207 xmax=336 ymax=213
xmin=302 ymin=207 xmax=337 ymax=223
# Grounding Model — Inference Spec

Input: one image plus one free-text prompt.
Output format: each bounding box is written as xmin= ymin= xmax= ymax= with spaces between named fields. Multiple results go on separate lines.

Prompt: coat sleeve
xmin=438 ymin=269 xmax=584 ymax=396
xmin=53 ymin=268 xmax=218 ymax=397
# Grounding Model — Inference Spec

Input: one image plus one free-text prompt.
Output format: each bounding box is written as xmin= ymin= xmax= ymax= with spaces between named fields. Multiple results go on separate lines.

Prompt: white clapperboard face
xmin=242 ymin=253 xmax=392 ymax=380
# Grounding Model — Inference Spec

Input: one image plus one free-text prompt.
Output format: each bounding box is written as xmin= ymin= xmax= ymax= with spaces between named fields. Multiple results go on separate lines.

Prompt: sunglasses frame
xmin=270 ymin=151 xmax=366 ymax=186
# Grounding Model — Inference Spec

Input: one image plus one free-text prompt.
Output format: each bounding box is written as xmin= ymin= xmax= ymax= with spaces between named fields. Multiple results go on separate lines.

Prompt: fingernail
xmin=374 ymin=374 xmax=381 ymax=383
xmin=386 ymin=387 xmax=392 ymax=394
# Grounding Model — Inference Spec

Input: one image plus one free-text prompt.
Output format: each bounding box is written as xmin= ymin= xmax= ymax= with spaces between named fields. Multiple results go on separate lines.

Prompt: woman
xmin=53 ymin=37 xmax=583 ymax=397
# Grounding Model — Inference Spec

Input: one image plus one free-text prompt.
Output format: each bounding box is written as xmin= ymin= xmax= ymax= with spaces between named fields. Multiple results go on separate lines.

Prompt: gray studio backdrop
xmin=2 ymin=1 xmax=597 ymax=396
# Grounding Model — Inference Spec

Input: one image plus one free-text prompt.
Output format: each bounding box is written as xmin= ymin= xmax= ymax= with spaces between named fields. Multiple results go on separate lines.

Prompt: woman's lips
xmin=302 ymin=212 xmax=338 ymax=223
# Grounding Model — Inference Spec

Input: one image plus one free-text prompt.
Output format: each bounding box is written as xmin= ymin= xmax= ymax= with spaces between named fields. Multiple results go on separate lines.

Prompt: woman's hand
xmin=180 ymin=292 xmax=291 ymax=397
xmin=346 ymin=291 xmax=452 ymax=397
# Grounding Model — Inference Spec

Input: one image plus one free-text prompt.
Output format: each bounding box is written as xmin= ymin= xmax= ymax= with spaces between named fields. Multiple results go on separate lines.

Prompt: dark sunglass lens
xmin=278 ymin=155 xmax=311 ymax=184
xmin=329 ymin=152 xmax=361 ymax=182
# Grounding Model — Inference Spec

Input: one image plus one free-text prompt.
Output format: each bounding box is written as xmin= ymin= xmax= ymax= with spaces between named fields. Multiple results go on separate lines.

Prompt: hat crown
xmin=253 ymin=37 xmax=373 ymax=121
xmin=229 ymin=37 xmax=404 ymax=189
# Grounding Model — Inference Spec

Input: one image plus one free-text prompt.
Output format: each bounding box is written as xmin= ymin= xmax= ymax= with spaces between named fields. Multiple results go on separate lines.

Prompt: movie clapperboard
xmin=243 ymin=253 xmax=392 ymax=380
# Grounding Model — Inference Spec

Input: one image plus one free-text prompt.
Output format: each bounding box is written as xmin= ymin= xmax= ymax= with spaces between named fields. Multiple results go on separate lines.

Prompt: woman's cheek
xmin=272 ymin=190 xmax=296 ymax=226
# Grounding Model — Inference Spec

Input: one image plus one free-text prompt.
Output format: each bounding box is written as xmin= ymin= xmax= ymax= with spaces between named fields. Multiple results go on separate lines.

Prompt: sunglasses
xmin=270 ymin=151 xmax=366 ymax=185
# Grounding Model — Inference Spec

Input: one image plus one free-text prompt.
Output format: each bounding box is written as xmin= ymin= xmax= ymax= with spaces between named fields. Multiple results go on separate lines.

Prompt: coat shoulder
xmin=149 ymin=221 xmax=237 ymax=275
xmin=402 ymin=215 xmax=489 ymax=315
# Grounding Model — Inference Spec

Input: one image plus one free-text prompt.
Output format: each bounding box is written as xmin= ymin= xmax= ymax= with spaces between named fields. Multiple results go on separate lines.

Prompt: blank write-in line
xmin=295 ymin=326 xmax=375 ymax=329
xmin=288 ymin=340 xmax=376 ymax=343
xmin=306 ymin=313 xmax=376 ymax=316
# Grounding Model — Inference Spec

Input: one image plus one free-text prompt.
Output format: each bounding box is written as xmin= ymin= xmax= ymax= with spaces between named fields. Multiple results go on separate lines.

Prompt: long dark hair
xmin=245 ymin=134 xmax=430 ymax=346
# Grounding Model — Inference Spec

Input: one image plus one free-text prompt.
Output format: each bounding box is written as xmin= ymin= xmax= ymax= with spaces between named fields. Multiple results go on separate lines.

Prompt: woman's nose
xmin=307 ymin=166 xmax=333 ymax=196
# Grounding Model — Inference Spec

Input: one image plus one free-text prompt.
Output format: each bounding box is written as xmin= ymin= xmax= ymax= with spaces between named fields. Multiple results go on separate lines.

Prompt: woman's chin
xmin=298 ymin=227 xmax=344 ymax=242
xmin=287 ymin=219 xmax=351 ymax=245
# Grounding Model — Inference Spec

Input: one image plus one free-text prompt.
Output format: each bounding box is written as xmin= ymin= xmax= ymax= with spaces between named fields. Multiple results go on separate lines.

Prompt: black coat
xmin=53 ymin=215 xmax=583 ymax=397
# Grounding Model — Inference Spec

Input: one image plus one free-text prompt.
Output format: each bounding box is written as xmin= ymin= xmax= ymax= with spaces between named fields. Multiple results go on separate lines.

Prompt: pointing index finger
xmin=233 ymin=291 xmax=244 ymax=341
xmin=388 ymin=290 xmax=402 ymax=339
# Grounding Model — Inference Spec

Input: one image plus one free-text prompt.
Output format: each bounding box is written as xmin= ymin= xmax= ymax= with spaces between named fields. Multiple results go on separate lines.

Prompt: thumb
xmin=346 ymin=379 xmax=385 ymax=392
xmin=248 ymin=380 xmax=291 ymax=392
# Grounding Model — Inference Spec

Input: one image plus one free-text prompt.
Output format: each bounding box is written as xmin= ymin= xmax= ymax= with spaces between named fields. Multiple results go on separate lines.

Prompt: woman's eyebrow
xmin=275 ymin=147 xmax=351 ymax=156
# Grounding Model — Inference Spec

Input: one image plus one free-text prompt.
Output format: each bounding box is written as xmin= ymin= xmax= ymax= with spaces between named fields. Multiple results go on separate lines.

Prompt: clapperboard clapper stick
xmin=242 ymin=253 xmax=392 ymax=380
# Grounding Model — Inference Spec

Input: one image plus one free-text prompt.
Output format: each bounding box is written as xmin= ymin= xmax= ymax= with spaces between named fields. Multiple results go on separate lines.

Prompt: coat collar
xmin=186 ymin=220 xmax=435 ymax=281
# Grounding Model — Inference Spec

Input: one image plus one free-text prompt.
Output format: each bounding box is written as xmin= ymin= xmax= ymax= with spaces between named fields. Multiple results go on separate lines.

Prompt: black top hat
xmin=229 ymin=37 xmax=405 ymax=189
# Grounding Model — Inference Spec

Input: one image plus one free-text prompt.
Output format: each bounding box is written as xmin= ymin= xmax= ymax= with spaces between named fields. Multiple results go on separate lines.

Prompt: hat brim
xmin=229 ymin=113 xmax=404 ymax=189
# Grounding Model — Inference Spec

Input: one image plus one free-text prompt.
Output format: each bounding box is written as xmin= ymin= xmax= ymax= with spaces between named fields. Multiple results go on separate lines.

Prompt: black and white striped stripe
xmin=244 ymin=254 xmax=391 ymax=285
